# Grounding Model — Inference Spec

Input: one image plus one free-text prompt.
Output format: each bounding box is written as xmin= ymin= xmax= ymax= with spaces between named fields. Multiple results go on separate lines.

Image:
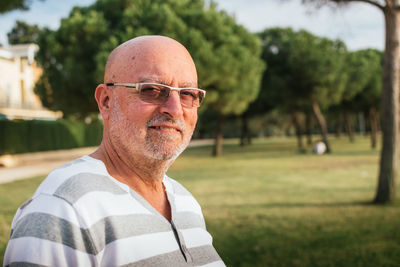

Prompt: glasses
xmin=106 ymin=82 xmax=206 ymax=108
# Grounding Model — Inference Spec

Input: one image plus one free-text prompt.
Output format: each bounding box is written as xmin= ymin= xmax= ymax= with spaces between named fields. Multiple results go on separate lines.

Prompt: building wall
xmin=0 ymin=56 xmax=42 ymax=109
xmin=0 ymin=44 xmax=61 ymax=120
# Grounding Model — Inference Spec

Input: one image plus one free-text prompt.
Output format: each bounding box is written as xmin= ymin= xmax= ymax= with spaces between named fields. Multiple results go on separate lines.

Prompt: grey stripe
xmin=10 ymin=212 xmax=98 ymax=255
xmin=11 ymin=212 xmax=182 ymax=254
xmin=120 ymin=249 xmax=188 ymax=267
xmin=89 ymin=214 xmax=172 ymax=250
xmin=120 ymin=245 xmax=222 ymax=267
xmin=189 ymin=245 xmax=223 ymax=266
xmin=174 ymin=212 xmax=206 ymax=230
xmin=54 ymin=173 xmax=127 ymax=204
xmin=6 ymin=262 xmax=49 ymax=267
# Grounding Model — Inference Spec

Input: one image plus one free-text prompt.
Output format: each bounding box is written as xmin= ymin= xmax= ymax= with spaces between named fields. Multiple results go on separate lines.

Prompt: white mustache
xmin=146 ymin=115 xmax=186 ymax=132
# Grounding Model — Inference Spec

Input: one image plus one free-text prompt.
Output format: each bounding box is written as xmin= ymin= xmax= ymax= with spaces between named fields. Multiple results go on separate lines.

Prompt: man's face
xmin=107 ymin=41 xmax=198 ymax=161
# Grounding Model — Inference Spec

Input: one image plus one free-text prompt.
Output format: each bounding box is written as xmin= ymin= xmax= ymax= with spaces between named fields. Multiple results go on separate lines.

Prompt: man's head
xmin=95 ymin=36 xmax=200 ymax=162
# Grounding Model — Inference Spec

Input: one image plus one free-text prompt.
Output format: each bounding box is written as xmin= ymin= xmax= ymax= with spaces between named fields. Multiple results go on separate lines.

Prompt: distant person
xmin=4 ymin=36 xmax=225 ymax=266
xmin=313 ymin=141 xmax=327 ymax=155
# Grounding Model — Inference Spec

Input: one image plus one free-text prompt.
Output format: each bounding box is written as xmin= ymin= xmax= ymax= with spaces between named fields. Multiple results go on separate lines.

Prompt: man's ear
xmin=95 ymin=84 xmax=112 ymax=120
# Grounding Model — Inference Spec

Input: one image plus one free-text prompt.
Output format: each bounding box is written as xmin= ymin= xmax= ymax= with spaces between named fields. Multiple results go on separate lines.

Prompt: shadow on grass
xmin=257 ymin=200 xmax=375 ymax=208
xmin=219 ymin=201 xmax=383 ymax=210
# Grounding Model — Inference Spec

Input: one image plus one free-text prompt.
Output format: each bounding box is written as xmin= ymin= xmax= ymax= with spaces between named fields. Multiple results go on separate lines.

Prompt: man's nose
xmin=159 ymin=91 xmax=184 ymax=119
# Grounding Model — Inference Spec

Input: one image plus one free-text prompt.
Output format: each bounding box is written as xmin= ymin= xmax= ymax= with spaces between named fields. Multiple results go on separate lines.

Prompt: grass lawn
xmin=1 ymin=136 xmax=400 ymax=266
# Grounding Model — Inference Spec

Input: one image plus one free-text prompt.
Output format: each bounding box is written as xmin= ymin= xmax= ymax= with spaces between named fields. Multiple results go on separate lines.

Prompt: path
xmin=0 ymin=139 xmax=213 ymax=184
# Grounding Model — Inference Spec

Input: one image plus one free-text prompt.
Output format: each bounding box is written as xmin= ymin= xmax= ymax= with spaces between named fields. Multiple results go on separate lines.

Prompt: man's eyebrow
xmin=140 ymin=77 xmax=166 ymax=84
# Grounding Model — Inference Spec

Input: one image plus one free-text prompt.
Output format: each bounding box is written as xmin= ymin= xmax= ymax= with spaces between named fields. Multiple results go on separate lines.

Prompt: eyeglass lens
xmin=139 ymin=84 xmax=204 ymax=107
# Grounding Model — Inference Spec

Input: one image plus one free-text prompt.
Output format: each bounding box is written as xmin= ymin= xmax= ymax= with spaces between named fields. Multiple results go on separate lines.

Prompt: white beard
xmin=109 ymin=97 xmax=193 ymax=161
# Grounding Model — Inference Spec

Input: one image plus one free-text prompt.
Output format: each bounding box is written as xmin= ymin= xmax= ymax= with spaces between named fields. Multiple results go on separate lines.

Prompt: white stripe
xmin=181 ymin=227 xmax=213 ymax=248
xmin=13 ymin=194 xmax=81 ymax=228
xmin=100 ymin=231 xmax=180 ymax=266
xmin=198 ymin=260 xmax=226 ymax=267
xmin=34 ymin=158 xmax=108 ymax=197
xmin=74 ymin=192 xmax=152 ymax=227
xmin=4 ymin=237 xmax=96 ymax=267
xmin=10 ymin=207 xmax=24 ymax=230
xmin=174 ymin=195 xmax=202 ymax=215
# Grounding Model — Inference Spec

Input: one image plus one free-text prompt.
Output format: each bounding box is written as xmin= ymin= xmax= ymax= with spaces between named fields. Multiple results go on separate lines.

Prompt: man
xmin=4 ymin=36 xmax=225 ymax=267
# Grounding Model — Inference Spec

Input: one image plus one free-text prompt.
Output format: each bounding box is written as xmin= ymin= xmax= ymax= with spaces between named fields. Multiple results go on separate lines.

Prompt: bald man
xmin=4 ymin=36 xmax=225 ymax=267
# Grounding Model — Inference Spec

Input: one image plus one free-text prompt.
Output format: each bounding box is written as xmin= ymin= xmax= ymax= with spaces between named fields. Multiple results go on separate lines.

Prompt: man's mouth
xmin=149 ymin=125 xmax=182 ymax=133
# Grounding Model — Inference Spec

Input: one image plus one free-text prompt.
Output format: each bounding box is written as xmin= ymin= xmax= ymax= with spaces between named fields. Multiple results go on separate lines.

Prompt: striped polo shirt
xmin=4 ymin=156 xmax=224 ymax=267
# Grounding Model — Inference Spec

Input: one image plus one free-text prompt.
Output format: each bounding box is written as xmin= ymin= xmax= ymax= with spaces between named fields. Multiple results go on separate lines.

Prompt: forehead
xmin=108 ymin=38 xmax=198 ymax=87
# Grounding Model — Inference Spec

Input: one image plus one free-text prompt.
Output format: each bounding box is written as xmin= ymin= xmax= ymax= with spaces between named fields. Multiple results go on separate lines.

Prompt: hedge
xmin=0 ymin=119 xmax=103 ymax=155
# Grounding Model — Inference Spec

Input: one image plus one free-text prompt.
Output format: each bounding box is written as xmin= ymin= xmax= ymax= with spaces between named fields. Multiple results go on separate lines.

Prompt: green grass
xmin=0 ymin=175 xmax=46 ymax=264
xmin=1 ymin=136 xmax=400 ymax=266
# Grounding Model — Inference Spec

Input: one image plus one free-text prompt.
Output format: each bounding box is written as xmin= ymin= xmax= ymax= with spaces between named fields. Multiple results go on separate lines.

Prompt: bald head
xmin=104 ymin=36 xmax=197 ymax=87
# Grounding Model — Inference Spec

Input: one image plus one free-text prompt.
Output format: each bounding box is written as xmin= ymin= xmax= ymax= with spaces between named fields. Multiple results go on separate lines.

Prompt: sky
xmin=0 ymin=0 xmax=384 ymax=51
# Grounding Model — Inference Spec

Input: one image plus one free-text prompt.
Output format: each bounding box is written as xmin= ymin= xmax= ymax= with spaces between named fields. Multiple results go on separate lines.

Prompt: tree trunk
xmin=375 ymin=8 xmax=399 ymax=203
xmin=212 ymin=114 xmax=224 ymax=157
xmin=311 ymin=100 xmax=331 ymax=153
xmin=344 ymin=111 xmax=355 ymax=142
xmin=291 ymin=110 xmax=304 ymax=150
xmin=358 ymin=112 xmax=366 ymax=136
xmin=240 ymin=112 xmax=251 ymax=146
xmin=305 ymin=112 xmax=313 ymax=145
xmin=335 ymin=115 xmax=343 ymax=138
xmin=369 ymin=107 xmax=378 ymax=149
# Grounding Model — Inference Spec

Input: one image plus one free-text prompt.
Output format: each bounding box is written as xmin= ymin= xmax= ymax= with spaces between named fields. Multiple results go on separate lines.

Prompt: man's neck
xmin=90 ymin=142 xmax=173 ymax=221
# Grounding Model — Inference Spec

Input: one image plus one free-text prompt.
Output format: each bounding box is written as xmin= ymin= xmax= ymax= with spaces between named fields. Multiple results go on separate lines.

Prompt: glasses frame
xmin=106 ymin=82 xmax=206 ymax=108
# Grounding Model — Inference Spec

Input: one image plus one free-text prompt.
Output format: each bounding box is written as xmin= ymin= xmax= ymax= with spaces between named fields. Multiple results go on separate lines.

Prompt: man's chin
xmin=143 ymin=143 xmax=186 ymax=161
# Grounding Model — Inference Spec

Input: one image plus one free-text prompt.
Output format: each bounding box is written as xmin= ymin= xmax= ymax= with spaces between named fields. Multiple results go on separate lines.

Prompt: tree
xmin=184 ymin=2 xmax=265 ymax=156
xmin=7 ymin=20 xmax=41 ymax=44
xmin=34 ymin=0 xmax=265 ymax=156
xmin=256 ymin=28 xmax=307 ymax=151
xmin=0 ymin=0 xmax=43 ymax=13
xmin=258 ymin=28 xmax=347 ymax=153
xmin=302 ymin=0 xmax=398 ymax=203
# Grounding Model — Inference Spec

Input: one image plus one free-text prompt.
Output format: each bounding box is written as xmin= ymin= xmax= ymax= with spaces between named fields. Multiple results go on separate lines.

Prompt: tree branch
xmin=303 ymin=0 xmax=385 ymax=11
xmin=339 ymin=0 xmax=385 ymax=10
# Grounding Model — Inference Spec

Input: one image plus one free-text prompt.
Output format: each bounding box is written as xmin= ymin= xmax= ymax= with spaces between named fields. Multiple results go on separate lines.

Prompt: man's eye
xmin=141 ymin=87 xmax=162 ymax=95
xmin=181 ymin=90 xmax=197 ymax=99
xmin=142 ymin=87 xmax=160 ymax=92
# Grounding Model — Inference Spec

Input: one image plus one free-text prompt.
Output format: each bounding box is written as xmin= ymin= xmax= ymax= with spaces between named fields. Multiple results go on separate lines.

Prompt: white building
xmin=0 ymin=44 xmax=62 ymax=120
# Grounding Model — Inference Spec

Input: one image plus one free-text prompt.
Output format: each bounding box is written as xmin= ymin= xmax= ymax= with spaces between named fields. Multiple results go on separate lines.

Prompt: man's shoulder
xmin=34 ymin=156 xmax=126 ymax=204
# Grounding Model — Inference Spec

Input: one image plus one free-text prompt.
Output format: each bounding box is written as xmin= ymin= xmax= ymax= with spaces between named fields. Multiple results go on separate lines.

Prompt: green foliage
xmin=0 ymin=119 xmax=103 ymax=155
xmin=7 ymin=20 xmax=41 ymax=44
xmin=350 ymin=49 xmax=383 ymax=112
xmin=257 ymin=27 xmax=347 ymax=114
xmin=288 ymin=30 xmax=347 ymax=108
xmin=34 ymin=0 xmax=264 ymax=118
xmin=0 ymin=0 xmax=43 ymax=14
xmin=35 ymin=8 xmax=108 ymax=117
